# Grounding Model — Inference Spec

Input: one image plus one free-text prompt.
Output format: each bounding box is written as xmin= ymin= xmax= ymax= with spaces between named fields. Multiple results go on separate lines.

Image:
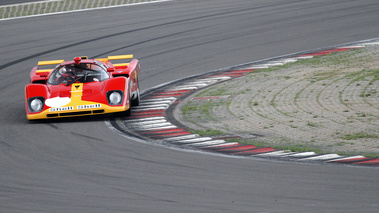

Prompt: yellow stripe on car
xmin=108 ymin=55 xmax=133 ymax=60
xmin=37 ymin=60 xmax=65 ymax=66
xmin=36 ymin=69 xmax=53 ymax=73
xmin=113 ymin=63 xmax=130 ymax=67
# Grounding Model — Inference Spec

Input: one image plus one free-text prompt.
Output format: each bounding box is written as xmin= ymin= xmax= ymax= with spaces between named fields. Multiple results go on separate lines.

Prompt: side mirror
xmin=107 ymin=67 xmax=115 ymax=72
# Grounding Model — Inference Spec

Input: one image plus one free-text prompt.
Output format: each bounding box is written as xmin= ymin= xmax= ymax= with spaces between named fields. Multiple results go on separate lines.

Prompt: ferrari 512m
xmin=25 ymin=55 xmax=140 ymax=120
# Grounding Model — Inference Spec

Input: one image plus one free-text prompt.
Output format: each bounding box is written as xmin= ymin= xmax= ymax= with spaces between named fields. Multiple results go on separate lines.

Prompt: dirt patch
xmin=177 ymin=46 xmax=379 ymax=156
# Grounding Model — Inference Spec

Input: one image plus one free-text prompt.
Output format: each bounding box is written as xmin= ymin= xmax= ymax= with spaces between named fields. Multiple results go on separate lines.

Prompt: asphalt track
xmin=1 ymin=0 xmax=379 ymax=212
xmin=0 ymin=0 xmax=39 ymax=6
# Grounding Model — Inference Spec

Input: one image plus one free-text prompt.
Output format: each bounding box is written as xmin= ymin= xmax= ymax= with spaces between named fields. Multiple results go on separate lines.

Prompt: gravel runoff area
xmin=178 ymin=45 xmax=379 ymax=157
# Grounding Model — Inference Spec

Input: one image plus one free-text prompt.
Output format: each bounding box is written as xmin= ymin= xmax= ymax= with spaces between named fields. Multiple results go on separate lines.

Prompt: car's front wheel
xmin=117 ymin=107 xmax=131 ymax=117
xmin=131 ymin=77 xmax=140 ymax=106
xmin=116 ymin=90 xmax=131 ymax=117
xmin=131 ymin=88 xmax=140 ymax=106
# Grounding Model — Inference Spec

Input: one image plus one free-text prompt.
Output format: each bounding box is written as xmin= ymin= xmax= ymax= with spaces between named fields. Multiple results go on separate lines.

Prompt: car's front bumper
xmin=26 ymin=104 xmax=129 ymax=120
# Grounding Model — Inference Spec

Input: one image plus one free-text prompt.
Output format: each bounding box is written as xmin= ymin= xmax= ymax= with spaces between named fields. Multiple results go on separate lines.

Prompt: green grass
xmin=182 ymin=99 xmax=218 ymax=123
xmin=181 ymin=45 xmax=379 ymax=158
xmin=341 ymin=132 xmax=379 ymax=140
xmin=195 ymin=84 xmax=232 ymax=97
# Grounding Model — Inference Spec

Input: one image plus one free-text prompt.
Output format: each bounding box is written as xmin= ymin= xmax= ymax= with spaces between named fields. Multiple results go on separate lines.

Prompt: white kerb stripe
xmin=163 ymin=134 xmax=199 ymax=142
xmin=296 ymin=56 xmax=313 ymax=59
xmin=255 ymin=150 xmax=293 ymax=157
xmin=135 ymin=122 xmax=173 ymax=128
xmin=137 ymin=125 xmax=177 ymax=130
xmin=242 ymin=65 xmax=269 ymax=69
xmin=127 ymin=116 xmax=166 ymax=122
xmin=200 ymin=142 xmax=239 ymax=148
xmin=186 ymin=83 xmax=208 ymax=87
xmin=144 ymin=97 xmax=177 ymax=102
xmin=264 ymin=62 xmax=284 ymax=67
xmin=139 ymin=100 xmax=173 ymax=105
xmin=284 ymin=152 xmax=316 ymax=157
xmin=171 ymin=86 xmax=199 ymax=90
xmin=340 ymin=45 xmax=364 ymax=48
xmin=326 ymin=155 xmax=365 ymax=162
xmin=134 ymin=104 xmax=169 ymax=109
xmin=299 ymin=154 xmax=342 ymax=161
xmin=206 ymin=76 xmax=231 ymax=81
xmin=193 ymin=79 xmax=218 ymax=84
xmin=133 ymin=105 xmax=168 ymax=110
xmin=280 ymin=58 xmax=298 ymax=63
xmin=173 ymin=137 xmax=213 ymax=144
xmin=128 ymin=119 xmax=168 ymax=126
xmin=362 ymin=42 xmax=379 ymax=46
xmin=188 ymin=140 xmax=226 ymax=147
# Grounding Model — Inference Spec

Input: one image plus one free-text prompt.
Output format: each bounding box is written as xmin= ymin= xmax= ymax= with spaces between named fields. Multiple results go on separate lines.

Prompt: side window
xmin=88 ymin=64 xmax=102 ymax=72
xmin=47 ymin=66 xmax=64 ymax=85
xmin=91 ymin=64 xmax=109 ymax=81
xmin=95 ymin=61 xmax=108 ymax=70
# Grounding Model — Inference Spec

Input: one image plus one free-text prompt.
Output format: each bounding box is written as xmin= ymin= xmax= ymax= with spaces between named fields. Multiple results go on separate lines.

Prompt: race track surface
xmin=0 ymin=0 xmax=37 ymax=6
xmin=1 ymin=0 xmax=379 ymax=212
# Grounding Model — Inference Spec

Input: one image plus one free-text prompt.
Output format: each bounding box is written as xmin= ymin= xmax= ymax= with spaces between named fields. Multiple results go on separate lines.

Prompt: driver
xmin=55 ymin=66 xmax=77 ymax=85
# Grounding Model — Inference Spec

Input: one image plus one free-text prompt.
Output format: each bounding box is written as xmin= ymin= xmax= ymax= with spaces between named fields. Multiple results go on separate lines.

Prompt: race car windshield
xmin=47 ymin=63 xmax=109 ymax=85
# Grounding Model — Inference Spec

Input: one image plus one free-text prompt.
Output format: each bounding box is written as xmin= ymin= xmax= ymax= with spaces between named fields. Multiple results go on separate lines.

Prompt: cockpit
xmin=47 ymin=63 xmax=109 ymax=86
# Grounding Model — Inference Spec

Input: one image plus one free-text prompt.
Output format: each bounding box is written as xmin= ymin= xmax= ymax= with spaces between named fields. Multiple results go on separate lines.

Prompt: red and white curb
xmin=110 ymin=39 xmax=379 ymax=167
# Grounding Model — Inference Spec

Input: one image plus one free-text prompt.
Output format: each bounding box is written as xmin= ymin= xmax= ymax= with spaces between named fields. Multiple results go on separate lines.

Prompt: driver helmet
xmin=59 ymin=66 xmax=75 ymax=75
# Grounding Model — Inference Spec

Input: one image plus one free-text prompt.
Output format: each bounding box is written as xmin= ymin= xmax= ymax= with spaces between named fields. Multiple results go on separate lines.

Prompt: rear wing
xmin=33 ymin=54 xmax=134 ymax=74
xmin=96 ymin=54 xmax=133 ymax=68
xmin=35 ymin=59 xmax=65 ymax=75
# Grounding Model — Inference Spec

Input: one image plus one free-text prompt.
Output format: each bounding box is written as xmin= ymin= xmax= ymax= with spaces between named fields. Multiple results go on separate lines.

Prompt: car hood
xmin=44 ymin=81 xmax=107 ymax=108
xmin=47 ymin=81 xmax=104 ymax=98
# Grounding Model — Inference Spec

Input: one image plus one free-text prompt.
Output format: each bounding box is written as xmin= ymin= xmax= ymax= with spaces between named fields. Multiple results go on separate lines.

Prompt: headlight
xmin=28 ymin=97 xmax=45 ymax=112
xmin=107 ymin=91 xmax=123 ymax=105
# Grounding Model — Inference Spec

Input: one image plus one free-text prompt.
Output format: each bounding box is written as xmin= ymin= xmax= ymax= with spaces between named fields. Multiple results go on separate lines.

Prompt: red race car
xmin=25 ymin=55 xmax=140 ymax=120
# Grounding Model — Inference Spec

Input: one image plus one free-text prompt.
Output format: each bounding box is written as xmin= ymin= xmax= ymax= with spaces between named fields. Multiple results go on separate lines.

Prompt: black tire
xmin=131 ymin=88 xmax=140 ymax=106
xmin=116 ymin=90 xmax=131 ymax=117
xmin=117 ymin=107 xmax=131 ymax=117
xmin=131 ymin=76 xmax=140 ymax=106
